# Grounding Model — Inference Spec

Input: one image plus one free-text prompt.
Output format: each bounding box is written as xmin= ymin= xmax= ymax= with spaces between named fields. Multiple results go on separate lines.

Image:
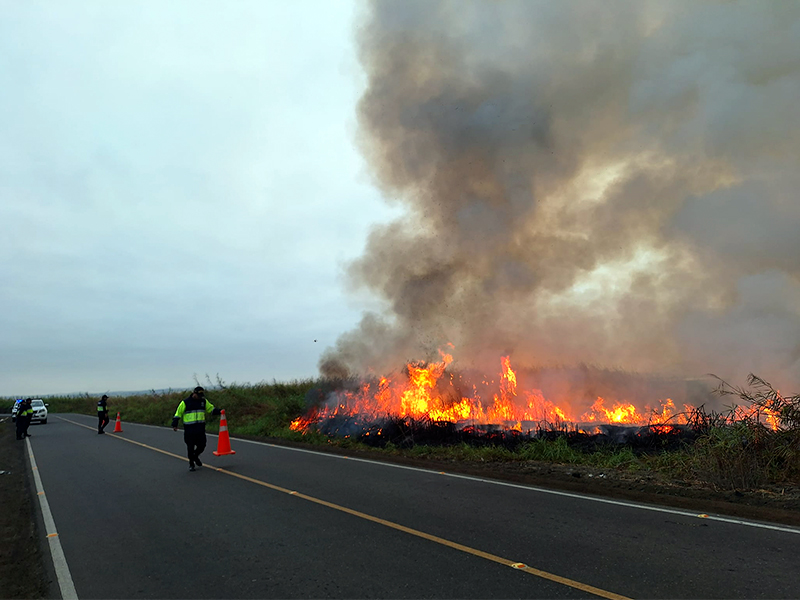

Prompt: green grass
xmin=32 ymin=379 xmax=316 ymax=435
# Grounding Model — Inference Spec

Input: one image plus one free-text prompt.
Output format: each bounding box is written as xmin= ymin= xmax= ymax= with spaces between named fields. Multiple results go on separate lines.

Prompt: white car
xmin=30 ymin=399 xmax=48 ymax=424
xmin=12 ymin=399 xmax=48 ymax=424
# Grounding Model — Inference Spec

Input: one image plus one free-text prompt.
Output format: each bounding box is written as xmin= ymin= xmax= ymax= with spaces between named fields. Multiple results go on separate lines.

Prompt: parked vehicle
xmin=10 ymin=400 xmax=22 ymax=421
xmin=11 ymin=399 xmax=48 ymax=424
xmin=30 ymin=399 xmax=48 ymax=424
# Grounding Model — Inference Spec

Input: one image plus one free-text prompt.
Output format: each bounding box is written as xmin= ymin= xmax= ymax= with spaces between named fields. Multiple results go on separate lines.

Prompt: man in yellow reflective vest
xmin=97 ymin=394 xmax=110 ymax=434
xmin=16 ymin=399 xmax=33 ymax=440
xmin=172 ymin=386 xmax=222 ymax=471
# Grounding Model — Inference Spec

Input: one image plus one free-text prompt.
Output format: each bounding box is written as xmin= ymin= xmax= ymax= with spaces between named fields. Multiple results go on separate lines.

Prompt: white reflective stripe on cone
xmin=219 ymin=425 xmax=228 ymax=431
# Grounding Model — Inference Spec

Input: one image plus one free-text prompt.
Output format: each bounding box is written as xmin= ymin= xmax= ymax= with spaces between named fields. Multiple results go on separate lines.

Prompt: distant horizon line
xmin=1 ymin=386 xmax=215 ymax=400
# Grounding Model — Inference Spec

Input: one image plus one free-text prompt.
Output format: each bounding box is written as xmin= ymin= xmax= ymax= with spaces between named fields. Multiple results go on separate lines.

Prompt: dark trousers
xmin=16 ymin=418 xmax=25 ymax=440
xmin=184 ymin=430 xmax=207 ymax=465
xmin=98 ymin=413 xmax=109 ymax=432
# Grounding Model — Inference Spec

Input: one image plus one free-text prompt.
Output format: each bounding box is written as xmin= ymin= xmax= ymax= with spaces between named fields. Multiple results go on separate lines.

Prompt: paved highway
xmin=24 ymin=414 xmax=800 ymax=599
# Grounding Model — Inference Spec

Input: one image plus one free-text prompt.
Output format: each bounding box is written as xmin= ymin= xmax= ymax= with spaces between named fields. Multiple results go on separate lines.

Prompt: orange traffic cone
xmin=113 ymin=412 xmax=123 ymax=433
xmin=212 ymin=410 xmax=236 ymax=456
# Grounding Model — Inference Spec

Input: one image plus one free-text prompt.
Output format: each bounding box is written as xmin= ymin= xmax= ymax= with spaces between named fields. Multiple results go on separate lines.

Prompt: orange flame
xmin=294 ymin=350 xmax=698 ymax=434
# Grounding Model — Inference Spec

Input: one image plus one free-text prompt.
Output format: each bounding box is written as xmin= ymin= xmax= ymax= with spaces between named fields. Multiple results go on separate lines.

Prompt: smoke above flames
xmin=320 ymin=0 xmax=800 ymax=392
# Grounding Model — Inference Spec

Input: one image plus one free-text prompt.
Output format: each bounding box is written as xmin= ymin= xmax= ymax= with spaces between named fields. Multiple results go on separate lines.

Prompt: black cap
xmin=193 ymin=386 xmax=205 ymax=393
xmin=102 ymin=395 xmax=109 ymax=400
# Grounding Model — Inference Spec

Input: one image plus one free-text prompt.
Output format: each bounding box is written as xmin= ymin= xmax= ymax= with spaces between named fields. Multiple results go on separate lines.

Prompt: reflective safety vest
xmin=97 ymin=400 xmax=108 ymax=413
xmin=173 ymin=398 xmax=216 ymax=430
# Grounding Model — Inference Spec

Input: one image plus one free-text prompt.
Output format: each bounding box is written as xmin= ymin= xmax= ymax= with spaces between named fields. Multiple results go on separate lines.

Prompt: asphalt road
xmin=24 ymin=414 xmax=800 ymax=599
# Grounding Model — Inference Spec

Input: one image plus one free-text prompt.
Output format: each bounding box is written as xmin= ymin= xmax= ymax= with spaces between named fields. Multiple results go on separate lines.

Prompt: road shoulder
xmin=0 ymin=417 xmax=51 ymax=599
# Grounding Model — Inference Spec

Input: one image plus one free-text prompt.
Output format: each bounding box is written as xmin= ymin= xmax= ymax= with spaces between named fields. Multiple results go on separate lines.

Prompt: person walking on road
xmin=97 ymin=394 xmax=110 ymax=434
xmin=172 ymin=386 xmax=222 ymax=471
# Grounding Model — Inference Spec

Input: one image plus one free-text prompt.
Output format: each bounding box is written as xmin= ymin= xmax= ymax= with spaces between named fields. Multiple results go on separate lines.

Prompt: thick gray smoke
xmin=321 ymin=0 xmax=800 ymax=391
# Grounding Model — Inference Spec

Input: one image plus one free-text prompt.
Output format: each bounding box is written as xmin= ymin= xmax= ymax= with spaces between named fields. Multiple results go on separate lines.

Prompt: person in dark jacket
xmin=15 ymin=399 xmax=30 ymax=440
xmin=97 ymin=394 xmax=110 ymax=434
xmin=172 ymin=386 xmax=222 ymax=471
xmin=24 ymin=398 xmax=33 ymax=436
xmin=17 ymin=398 xmax=33 ymax=439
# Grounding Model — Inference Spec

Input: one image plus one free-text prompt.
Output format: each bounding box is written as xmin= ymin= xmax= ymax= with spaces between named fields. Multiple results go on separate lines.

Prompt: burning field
xmin=302 ymin=1 xmax=800 ymax=475
xmin=293 ymin=350 xmax=785 ymax=451
xmin=289 ymin=352 xmax=800 ymax=494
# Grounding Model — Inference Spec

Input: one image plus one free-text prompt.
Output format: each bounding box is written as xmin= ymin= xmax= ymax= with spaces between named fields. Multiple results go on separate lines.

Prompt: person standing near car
xmin=23 ymin=398 xmax=34 ymax=437
xmin=97 ymin=394 xmax=110 ymax=434
xmin=172 ymin=386 xmax=222 ymax=471
xmin=15 ymin=399 xmax=29 ymax=440
xmin=18 ymin=398 xmax=33 ymax=439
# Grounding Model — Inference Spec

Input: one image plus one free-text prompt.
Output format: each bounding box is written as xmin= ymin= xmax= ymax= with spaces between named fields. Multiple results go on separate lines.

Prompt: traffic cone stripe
xmin=113 ymin=412 xmax=123 ymax=433
xmin=212 ymin=410 xmax=236 ymax=456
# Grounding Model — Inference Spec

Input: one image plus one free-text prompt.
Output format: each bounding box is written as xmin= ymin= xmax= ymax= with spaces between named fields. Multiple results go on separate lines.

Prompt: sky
xmin=3 ymin=1 xmax=800 ymax=400
xmin=1 ymin=0 xmax=398 ymax=396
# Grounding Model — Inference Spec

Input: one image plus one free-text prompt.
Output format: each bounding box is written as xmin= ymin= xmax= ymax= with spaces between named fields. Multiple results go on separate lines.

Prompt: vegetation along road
xmin=14 ymin=413 xmax=800 ymax=599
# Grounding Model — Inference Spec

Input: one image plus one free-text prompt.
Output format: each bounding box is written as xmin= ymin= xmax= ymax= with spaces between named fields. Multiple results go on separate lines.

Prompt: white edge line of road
xmin=233 ymin=435 xmax=800 ymax=536
xmin=26 ymin=437 xmax=79 ymax=600
xmin=63 ymin=415 xmax=800 ymax=536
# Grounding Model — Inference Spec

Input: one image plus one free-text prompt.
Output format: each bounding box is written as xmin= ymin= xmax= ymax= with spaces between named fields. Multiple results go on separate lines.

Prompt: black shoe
xmin=189 ymin=462 xmax=196 ymax=471
xmin=24 ymin=433 xmax=31 ymax=437
xmin=98 ymin=430 xmax=104 ymax=434
xmin=195 ymin=458 xmax=202 ymax=467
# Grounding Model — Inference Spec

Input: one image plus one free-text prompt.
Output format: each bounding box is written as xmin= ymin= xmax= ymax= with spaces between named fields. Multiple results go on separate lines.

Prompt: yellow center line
xmin=59 ymin=416 xmax=630 ymax=600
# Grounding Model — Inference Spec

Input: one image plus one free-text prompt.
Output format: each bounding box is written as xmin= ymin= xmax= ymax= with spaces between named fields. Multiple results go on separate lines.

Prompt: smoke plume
xmin=321 ymin=0 xmax=800 ymax=390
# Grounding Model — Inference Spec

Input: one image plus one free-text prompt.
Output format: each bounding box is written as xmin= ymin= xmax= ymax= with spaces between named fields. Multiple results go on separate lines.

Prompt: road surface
xmin=24 ymin=414 xmax=800 ymax=599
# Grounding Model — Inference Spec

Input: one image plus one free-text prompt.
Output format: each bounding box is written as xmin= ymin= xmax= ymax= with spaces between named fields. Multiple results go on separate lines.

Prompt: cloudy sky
xmin=1 ymin=0 xmax=398 ymax=396
xmin=3 ymin=1 xmax=800 ymax=400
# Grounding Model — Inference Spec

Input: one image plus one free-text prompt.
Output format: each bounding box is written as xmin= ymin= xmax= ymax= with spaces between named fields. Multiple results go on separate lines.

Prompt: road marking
xmin=59 ymin=414 xmax=800 ymax=535
xmin=59 ymin=416 xmax=628 ymax=599
xmin=201 ymin=468 xmax=630 ymax=600
xmin=59 ymin=415 xmax=800 ymax=535
xmin=238 ymin=437 xmax=800 ymax=536
xmin=25 ymin=438 xmax=78 ymax=600
xmin=438 ymin=472 xmax=800 ymax=535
